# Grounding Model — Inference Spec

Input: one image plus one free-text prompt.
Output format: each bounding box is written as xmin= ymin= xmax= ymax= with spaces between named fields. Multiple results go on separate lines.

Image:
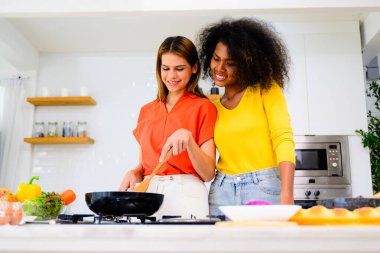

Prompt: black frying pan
xmin=85 ymin=191 xmax=164 ymax=216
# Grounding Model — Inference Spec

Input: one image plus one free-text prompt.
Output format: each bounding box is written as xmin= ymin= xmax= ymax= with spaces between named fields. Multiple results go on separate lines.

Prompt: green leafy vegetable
xmin=22 ymin=192 xmax=64 ymax=220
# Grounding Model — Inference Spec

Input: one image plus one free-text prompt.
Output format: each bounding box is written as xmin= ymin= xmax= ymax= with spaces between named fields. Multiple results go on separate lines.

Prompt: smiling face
xmin=210 ymin=42 xmax=238 ymax=88
xmin=161 ymin=53 xmax=197 ymax=95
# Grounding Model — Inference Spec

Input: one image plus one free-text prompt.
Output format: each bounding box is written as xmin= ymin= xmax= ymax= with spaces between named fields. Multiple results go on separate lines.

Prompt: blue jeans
xmin=209 ymin=168 xmax=281 ymax=217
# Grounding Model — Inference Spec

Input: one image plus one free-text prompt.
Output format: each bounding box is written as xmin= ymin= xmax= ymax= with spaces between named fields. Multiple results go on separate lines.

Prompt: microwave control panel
xmin=327 ymin=143 xmax=342 ymax=176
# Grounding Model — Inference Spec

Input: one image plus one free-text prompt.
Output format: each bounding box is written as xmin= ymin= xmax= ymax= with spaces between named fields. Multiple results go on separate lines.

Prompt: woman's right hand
xmin=159 ymin=128 xmax=193 ymax=162
xmin=119 ymin=170 xmax=138 ymax=191
xmin=119 ymin=148 xmax=144 ymax=191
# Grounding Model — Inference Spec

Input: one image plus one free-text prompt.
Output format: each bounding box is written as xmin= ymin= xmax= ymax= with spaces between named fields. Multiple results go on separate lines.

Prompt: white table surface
xmin=1 ymin=224 xmax=380 ymax=253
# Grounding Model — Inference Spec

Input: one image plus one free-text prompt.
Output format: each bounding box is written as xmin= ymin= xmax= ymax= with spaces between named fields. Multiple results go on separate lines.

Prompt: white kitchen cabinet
xmin=304 ymin=32 xmax=367 ymax=135
xmin=284 ymin=30 xmax=368 ymax=135
xmin=283 ymin=34 xmax=309 ymax=135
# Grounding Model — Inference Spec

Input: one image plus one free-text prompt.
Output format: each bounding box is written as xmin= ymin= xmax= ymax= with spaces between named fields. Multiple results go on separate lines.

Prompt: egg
xmin=0 ymin=201 xmax=12 ymax=225
xmin=10 ymin=202 xmax=23 ymax=225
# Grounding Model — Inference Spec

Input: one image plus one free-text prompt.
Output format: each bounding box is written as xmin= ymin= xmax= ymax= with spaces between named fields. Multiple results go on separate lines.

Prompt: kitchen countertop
xmin=1 ymin=224 xmax=380 ymax=253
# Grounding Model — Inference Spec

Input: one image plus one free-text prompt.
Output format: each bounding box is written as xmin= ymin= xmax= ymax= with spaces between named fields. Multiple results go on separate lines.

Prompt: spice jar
xmin=62 ymin=121 xmax=73 ymax=137
xmin=47 ymin=121 xmax=58 ymax=137
xmin=33 ymin=122 xmax=45 ymax=138
xmin=77 ymin=121 xmax=87 ymax=137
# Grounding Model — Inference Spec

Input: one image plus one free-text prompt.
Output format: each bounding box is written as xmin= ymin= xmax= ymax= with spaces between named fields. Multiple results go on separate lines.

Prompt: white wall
xmin=349 ymin=135 xmax=372 ymax=197
xmin=32 ymin=53 xmax=154 ymax=213
xmin=0 ymin=19 xmax=38 ymax=71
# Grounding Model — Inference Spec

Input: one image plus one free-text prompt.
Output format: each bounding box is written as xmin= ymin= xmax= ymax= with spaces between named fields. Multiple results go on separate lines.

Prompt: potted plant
xmin=356 ymin=79 xmax=380 ymax=193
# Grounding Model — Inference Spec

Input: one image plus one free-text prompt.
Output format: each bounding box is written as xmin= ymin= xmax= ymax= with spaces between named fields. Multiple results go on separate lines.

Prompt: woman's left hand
xmin=280 ymin=193 xmax=294 ymax=205
xmin=278 ymin=161 xmax=295 ymax=205
xmin=159 ymin=129 xmax=194 ymax=162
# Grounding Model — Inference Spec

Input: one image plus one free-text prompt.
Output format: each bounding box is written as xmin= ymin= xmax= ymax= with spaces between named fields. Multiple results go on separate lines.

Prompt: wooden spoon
xmin=132 ymin=148 xmax=173 ymax=192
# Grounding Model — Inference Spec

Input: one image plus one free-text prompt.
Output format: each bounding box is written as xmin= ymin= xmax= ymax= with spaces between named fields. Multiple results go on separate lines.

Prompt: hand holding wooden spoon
xmin=132 ymin=148 xmax=173 ymax=192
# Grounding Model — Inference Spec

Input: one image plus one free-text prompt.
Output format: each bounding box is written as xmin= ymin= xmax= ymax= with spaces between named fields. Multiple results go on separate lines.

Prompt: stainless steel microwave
xmin=294 ymin=135 xmax=351 ymax=185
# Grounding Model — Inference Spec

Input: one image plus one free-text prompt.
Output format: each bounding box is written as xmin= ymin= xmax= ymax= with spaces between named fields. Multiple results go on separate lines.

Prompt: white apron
xmin=146 ymin=174 xmax=209 ymax=219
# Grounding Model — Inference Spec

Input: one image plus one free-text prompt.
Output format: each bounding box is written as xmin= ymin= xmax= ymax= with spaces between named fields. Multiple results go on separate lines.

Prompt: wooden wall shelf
xmin=27 ymin=96 xmax=96 ymax=106
xmin=24 ymin=137 xmax=95 ymax=144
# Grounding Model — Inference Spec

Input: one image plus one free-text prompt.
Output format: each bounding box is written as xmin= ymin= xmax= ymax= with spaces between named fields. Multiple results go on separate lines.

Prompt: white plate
xmin=219 ymin=205 xmax=302 ymax=221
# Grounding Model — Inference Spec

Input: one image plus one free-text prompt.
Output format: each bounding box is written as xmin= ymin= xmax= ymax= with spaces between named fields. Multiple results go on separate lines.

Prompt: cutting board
xmin=215 ymin=221 xmax=298 ymax=227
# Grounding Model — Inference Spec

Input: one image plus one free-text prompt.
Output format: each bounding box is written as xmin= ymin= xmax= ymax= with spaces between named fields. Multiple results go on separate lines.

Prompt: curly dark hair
xmin=197 ymin=17 xmax=290 ymax=90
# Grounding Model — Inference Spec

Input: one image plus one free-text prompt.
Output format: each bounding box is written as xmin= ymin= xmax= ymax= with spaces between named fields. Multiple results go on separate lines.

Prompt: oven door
xmin=295 ymin=143 xmax=329 ymax=177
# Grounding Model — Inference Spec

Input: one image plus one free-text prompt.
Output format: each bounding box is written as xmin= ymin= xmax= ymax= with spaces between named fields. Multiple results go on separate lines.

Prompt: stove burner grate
xmin=57 ymin=214 xmax=224 ymax=225
xmin=97 ymin=213 xmax=156 ymax=224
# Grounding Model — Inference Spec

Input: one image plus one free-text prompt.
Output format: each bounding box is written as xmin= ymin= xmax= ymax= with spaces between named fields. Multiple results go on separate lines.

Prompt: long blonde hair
xmin=156 ymin=36 xmax=206 ymax=101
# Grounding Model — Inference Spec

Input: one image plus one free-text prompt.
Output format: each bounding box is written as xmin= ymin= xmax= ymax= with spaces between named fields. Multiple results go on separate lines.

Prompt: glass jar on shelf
xmin=47 ymin=121 xmax=58 ymax=137
xmin=62 ymin=121 xmax=73 ymax=137
xmin=32 ymin=122 xmax=45 ymax=138
xmin=77 ymin=121 xmax=87 ymax=137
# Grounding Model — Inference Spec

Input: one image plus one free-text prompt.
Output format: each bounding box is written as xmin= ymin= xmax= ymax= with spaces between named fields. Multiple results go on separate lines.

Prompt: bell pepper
xmin=16 ymin=176 xmax=42 ymax=202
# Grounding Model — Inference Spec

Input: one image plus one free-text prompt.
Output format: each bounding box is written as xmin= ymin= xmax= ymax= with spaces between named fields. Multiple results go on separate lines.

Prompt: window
xmin=0 ymin=85 xmax=4 ymax=124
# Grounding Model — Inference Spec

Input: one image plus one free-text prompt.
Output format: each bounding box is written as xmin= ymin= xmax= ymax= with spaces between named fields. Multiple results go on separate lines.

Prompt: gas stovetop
xmin=57 ymin=214 xmax=224 ymax=225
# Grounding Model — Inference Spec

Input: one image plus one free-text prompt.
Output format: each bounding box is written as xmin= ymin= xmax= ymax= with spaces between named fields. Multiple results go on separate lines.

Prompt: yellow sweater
xmin=213 ymin=83 xmax=295 ymax=175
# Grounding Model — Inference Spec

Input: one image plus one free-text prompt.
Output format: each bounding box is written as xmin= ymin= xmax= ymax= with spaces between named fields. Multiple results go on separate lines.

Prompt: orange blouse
xmin=133 ymin=92 xmax=217 ymax=179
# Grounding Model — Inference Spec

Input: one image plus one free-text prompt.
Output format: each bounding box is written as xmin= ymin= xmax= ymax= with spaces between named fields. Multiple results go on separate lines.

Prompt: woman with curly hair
xmin=197 ymin=18 xmax=295 ymax=216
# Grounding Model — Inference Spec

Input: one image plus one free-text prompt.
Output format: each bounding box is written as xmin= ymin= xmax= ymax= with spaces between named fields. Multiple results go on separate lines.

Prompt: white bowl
xmin=219 ymin=205 xmax=302 ymax=221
